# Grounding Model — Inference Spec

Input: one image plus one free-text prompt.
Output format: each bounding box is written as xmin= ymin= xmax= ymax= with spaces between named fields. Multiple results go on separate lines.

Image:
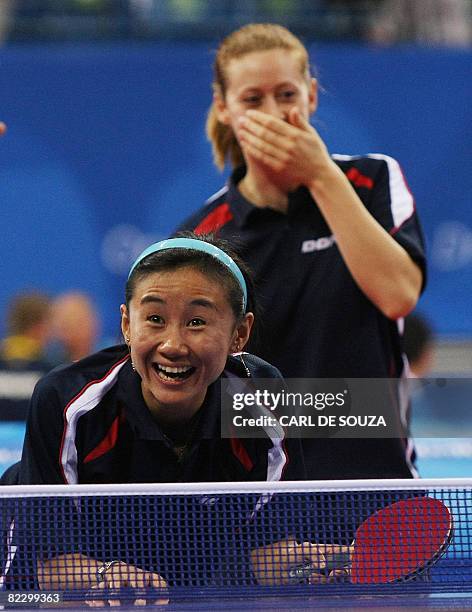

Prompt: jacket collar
xmin=226 ymin=165 xmax=315 ymax=227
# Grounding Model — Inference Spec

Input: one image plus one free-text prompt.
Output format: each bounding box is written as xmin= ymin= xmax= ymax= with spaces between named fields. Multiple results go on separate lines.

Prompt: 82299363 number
xmin=0 ymin=591 xmax=63 ymax=606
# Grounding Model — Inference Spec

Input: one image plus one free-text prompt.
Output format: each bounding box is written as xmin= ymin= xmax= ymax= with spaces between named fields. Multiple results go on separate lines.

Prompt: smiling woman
xmin=120 ymin=236 xmax=255 ymax=434
xmin=3 ymin=233 xmax=315 ymax=598
xmin=14 ymin=233 xmax=303 ymax=486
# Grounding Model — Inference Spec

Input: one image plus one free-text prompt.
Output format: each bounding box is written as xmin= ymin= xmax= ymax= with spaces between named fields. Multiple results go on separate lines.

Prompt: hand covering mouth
xmin=153 ymin=363 xmax=196 ymax=381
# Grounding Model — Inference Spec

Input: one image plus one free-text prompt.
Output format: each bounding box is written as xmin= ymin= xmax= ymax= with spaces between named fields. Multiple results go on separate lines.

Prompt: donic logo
xmin=301 ymin=235 xmax=336 ymax=253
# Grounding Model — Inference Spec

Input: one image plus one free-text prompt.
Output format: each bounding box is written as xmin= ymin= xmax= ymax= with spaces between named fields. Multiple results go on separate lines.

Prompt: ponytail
xmin=206 ymin=102 xmax=244 ymax=171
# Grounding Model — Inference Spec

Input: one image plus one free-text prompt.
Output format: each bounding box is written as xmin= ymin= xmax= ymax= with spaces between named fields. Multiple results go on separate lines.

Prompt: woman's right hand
xmin=251 ymin=538 xmax=353 ymax=586
xmin=0 ymin=122 xmax=6 ymax=136
xmin=85 ymin=561 xmax=169 ymax=607
xmin=237 ymin=108 xmax=334 ymax=189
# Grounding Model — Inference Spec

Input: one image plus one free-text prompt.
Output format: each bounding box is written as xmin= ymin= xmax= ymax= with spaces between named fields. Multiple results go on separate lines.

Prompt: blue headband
xmin=128 ymin=238 xmax=248 ymax=311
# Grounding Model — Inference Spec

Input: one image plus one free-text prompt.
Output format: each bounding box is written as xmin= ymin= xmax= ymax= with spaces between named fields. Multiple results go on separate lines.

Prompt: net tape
xmin=0 ymin=479 xmax=471 ymax=604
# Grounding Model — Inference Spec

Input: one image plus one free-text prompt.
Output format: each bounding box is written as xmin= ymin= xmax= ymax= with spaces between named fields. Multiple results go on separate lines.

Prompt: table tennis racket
xmin=289 ymin=496 xmax=453 ymax=584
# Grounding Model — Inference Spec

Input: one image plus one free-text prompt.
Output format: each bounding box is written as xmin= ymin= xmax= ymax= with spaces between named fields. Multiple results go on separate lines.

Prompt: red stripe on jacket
xmin=346 ymin=168 xmax=374 ymax=190
xmin=83 ymin=412 xmax=125 ymax=464
xmin=230 ymin=437 xmax=254 ymax=472
xmin=194 ymin=203 xmax=233 ymax=234
xmin=58 ymin=354 xmax=129 ymax=483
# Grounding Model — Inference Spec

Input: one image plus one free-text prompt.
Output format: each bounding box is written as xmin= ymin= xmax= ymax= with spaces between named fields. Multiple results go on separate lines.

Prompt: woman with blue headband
xmin=6 ymin=233 xmax=339 ymax=601
xmin=18 ymin=233 xmax=283 ymax=486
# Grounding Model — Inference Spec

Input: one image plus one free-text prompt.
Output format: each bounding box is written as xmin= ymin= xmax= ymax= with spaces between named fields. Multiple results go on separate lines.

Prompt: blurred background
xmin=0 ymin=0 xmax=471 ymax=476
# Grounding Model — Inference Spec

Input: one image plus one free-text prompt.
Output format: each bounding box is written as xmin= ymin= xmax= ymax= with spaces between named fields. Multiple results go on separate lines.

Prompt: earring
xmin=124 ymin=337 xmax=136 ymax=371
xmin=239 ymin=353 xmax=251 ymax=378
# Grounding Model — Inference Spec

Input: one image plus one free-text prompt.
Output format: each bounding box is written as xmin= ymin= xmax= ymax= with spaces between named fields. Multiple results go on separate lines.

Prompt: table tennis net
xmin=1 ymin=480 xmax=471 ymax=604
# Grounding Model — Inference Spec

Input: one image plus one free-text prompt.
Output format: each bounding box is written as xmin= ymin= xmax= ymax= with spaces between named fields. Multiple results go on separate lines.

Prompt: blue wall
xmin=0 ymin=43 xmax=471 ymax=340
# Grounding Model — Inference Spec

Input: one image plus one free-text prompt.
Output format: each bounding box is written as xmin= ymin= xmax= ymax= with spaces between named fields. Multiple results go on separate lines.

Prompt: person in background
xmin=0 ymin=291 xmax=53 ymax=372
xmin=50 ymin=291 xmax=100 ymax=364
xmin=368 ymin=0 xmax=472 ymax=46
xmin=176 ymin=23 xmax=427 ymax=479
xmin=0 ymin=291 xmax=53 ymax=420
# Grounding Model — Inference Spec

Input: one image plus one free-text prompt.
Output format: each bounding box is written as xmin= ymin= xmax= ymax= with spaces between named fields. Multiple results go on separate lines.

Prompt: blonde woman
xmin=176 ymin=23 xmax=426 ymax=479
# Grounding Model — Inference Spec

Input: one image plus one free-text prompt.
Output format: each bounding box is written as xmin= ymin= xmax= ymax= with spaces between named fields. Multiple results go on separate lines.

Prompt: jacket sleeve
xmin=5 ymin=375 xmax=81 ymax=590
xmin=365 ymin=155 xmax=427 ymax=290
xmin=19 ymin=373 xmax=68 ymax=484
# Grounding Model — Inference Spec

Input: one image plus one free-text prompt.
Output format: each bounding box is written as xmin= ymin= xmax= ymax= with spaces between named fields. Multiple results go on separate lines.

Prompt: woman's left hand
xmin=85 ymin=561 xmax=168 ymax=607
xmin=237 ymin=108 xmax=333 ymax=187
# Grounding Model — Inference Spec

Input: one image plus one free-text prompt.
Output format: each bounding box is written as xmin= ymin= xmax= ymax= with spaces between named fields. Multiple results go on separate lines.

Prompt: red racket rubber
xmin=350 ymin=496 xmax=453 ymax=584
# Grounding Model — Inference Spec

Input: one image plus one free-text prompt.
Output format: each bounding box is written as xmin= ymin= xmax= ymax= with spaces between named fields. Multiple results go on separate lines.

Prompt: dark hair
xmin=125 ymin=232 xmax=258 ymax=324
xmin=6 ymin=291 xmax=51 ymax=335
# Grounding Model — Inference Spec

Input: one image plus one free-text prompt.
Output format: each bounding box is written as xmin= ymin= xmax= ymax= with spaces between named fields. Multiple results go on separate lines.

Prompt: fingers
xmin=84 ymin=581 xmax=121 ymax=607
xmin=328 ymin=568 xmax=351 ymax=582
xmin=103 ymin=575 xmax=123 ymax=607
xmin=252 ymin=540 xmax=352 ymax=587
xmin=242 ymin=109 xmax=296 ymax=137
xmin=290 ymin=543 xmax=352 ymax=586
xmin=149 ymin=573 xmax=170 ymax=606
xmin=296 ymin=542 xmax=352 ymax=568
xmin=104 ymin=573 xmax=126 ymax=607
xmin=295 ymin=542 xmax=326 ymax=570
xmin=239 ymin=138 xmax=290 ymax=172
xmin=238 ymin=110 xmax=299 ymax=148
xmin=238 ymin=114 xmax=297 ymax=172
xmin=287 ymin=106 xmax=312 ymax=131
xmin=85 ymin=571 xmax=169 ymax=607
xmin=311 ymin=543 xmax=353 ymax=557
xmin=309 ymin=543 xmax=353 ymax=569
xmin=241 ymin=108 xmax=313 ymax=135
xmin=237 ymin=108 xmax=324 ymax=181
xmin=85 ymin=583 xmax=106 ymax=607
xmin=307 ymin=568 xmax=350 ymax=584
xmin=0 ymin=122 xmax=6 ymax=136
xmin=287 ymin=542 xmax=352 ymax=584
xmin=308 ymin=572 xmax=329 ymax=584
xmin=239 ymin=121 xmax=286 ymax=157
